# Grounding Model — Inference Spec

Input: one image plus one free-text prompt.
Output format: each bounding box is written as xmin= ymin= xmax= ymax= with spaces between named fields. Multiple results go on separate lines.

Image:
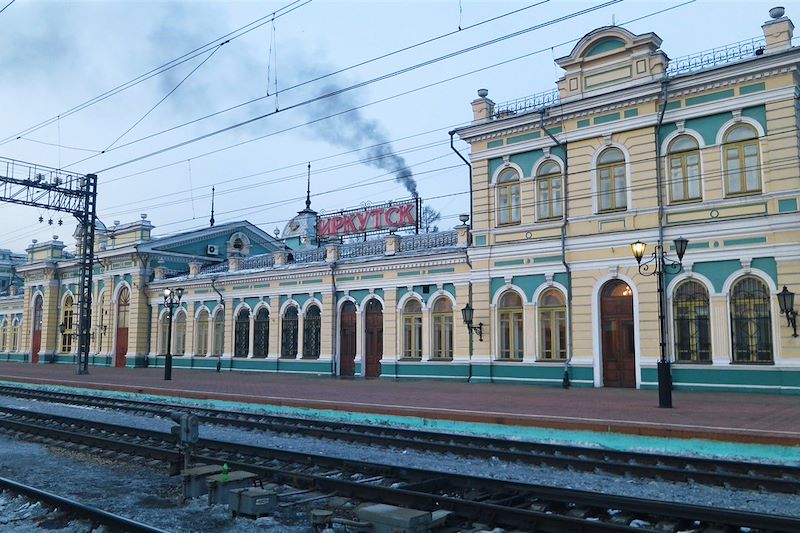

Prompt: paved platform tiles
xmin=0 ymin=362 xmax=797 ymax=462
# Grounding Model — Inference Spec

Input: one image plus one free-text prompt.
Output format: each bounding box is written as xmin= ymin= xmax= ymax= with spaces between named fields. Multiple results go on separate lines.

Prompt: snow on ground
xmin=0 ymin=394 xmax=797 ymax=533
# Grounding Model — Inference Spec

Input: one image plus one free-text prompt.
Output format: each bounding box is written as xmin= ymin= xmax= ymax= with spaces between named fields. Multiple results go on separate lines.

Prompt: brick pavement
xmin=0 ymin=362 xmax=797 ymax=445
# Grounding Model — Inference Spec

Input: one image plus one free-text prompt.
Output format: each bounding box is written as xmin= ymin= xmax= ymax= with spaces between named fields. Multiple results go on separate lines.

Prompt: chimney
xmin=762 ymin=7 xmax=794 ymax=52
xmin=471 ymin=89 xmax=495 ymax=124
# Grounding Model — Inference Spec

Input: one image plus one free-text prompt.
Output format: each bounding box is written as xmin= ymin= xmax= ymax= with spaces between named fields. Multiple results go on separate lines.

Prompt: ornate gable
xmin=555 ymin=26 xmax=667 ymax=101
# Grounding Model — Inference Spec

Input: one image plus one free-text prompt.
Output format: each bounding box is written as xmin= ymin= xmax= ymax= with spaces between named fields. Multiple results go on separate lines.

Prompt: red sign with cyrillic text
xmin=317 ymin=201 xmax=418 ymax=238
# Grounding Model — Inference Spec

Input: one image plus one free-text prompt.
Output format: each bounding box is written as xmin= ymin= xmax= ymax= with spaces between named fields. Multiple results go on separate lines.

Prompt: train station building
xmin=0 ymin=11 xmax=798 ymax=394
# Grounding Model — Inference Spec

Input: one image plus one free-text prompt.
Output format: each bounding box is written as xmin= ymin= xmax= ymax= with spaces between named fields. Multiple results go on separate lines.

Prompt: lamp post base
xmin=657 ymin=360 xmax=673 ymax=408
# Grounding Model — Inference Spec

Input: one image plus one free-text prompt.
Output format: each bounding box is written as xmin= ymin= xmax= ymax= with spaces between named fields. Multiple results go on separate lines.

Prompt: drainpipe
xmin=449 ymin=130 xmax=473 ymax=230
xmin=540 ymin=112 xmax=573 ymax=389
xmin=330 ymin=261 xmax=337 ymax=377
xmin=451 ymin=129 xmax=477 ymax=382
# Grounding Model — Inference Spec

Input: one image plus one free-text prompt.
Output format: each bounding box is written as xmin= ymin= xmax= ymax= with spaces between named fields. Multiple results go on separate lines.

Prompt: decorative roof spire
xmin=305 ymin=162 xmax=311 ymax=210
xmin=210 ymin=186 xmax=216 ymax=227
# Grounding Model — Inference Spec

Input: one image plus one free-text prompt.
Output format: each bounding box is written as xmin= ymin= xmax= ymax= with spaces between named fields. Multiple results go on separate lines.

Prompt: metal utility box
xmin=181 ymin=464 xmax=223 ymax=498
xmin=206 ymin=470 xmax=258 ymax=505
xmin=356 ymin=503 xmax=432 ymax=533
xmin=228 ymin=488 xmax=278 ymax=518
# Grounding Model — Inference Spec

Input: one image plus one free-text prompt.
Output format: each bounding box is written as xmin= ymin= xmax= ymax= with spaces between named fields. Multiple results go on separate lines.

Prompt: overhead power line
xmin=90 ymin=0 xmax=623 ymax=174
xmin=0 ymin=0 xmax=311 ymax=146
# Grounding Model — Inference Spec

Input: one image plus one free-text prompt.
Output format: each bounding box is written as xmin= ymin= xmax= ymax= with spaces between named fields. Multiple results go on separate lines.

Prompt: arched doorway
xmin=31 ymin=295 xmax=43 ymax=364
xmin=339 ymin=301 xmax=356 ymax=378
xmin=115 ymin=287 xmax=130 ymax=367
xmin=600 ymin=280 xmax=635 ymax=387
xmin=364 ymin=299 xmax=383 ymax=378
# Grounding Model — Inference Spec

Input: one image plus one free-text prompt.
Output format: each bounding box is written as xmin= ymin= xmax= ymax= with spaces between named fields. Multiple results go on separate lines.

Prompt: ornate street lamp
xmin=460 ymin=303 xmax=483 ymax=342
xmin=630 ymin=236 xmax=688 ymax=409
xmin=163 ymin=287 xmax=184 ymax=381
xmin=777 ymin=286 xmax=797 ymax=337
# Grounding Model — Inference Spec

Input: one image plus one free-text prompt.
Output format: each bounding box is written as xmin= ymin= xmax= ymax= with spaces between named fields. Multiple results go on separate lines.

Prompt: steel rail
xmin=1 ymin=407 xmax=799 ymax=532
xmin=0 ymin=476 xmax=171 ymax=533
xmin=1 ymin=385 xmax=797 ymax=493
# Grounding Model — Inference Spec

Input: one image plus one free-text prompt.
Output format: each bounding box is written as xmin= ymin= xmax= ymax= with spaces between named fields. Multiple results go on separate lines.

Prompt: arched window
xmin=61 ymin=295 xmax=75 ymax=353
xmin=730 ymin=277 xmax=773 ymax=363
xmin=536 ymin=161 xmax=563 ymax=220
xmin=431 ymin=297 xmax=453 ymax=359
xmin=723 ymin=124 xmax=760 ymax=195
xmin=498 ymin=291 xmax=523 ymax=359
xmin=212 ymin=311 xmax=225 ymax=356
xmin=159 ymin=312 xmax=170 ymax=354
xmin=196 ymin=310 xmax=209 ymax=356
xmin=673 ymin=281 xmax=710 ymax=362
xmin=303 ymin=305 xmax=321 ymax=358
xmin=496 ymin=168 xmax=521 ymax=225
xmin=234 ymin=308 xmax=250 ymax=357
xmin=538 ymin=289 xmax=566 ymax=360
xmin=253 ymin=308 xmax=269 ymax=357
xmin=668 ymin=135 xmax=701 ymax=203
xmin=0 ymin=319 xmax=7 ymax=352
xmin=597 ymin=148 xmax=626 ymax=212
xmin=402 ymin=299 xmax=423 ymax=358
xmin=281 ymin=306 xmax=298 ymax=357
xmin=174 ymin=312 xmax=187 ymax=355
xmin=11 ymin=318 xmax=19 ymax=352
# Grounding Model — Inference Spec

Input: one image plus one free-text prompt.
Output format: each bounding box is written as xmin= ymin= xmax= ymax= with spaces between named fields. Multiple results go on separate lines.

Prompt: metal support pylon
xmin=75 ymin=174 xmax=97 ymax=375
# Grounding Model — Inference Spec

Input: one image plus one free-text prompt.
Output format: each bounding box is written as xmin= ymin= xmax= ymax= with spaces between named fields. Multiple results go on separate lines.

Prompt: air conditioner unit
xmin=206 ymin=244 xmax=219 ymax=256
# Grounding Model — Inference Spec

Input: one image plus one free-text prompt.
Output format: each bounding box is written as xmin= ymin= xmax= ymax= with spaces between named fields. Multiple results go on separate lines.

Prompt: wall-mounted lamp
xmin=460 ymin=303 xmax=483 ymax=342
xmin=777 ymin=286 xmax=797 ymax=337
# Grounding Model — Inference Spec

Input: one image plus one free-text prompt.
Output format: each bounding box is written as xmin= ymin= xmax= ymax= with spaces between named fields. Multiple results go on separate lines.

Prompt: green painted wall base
xmin=380 ymin=361 xmax=594 ymax=387
xmin=641 ymin=365 xmax=800 ymax=395
xmin=145 ymin=355 xmax=334 ymax=375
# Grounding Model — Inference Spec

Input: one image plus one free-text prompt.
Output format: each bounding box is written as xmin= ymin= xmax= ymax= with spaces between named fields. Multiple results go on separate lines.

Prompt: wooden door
xmin=339 ymin=302 xmax=356 ymax=378
xmin=31 ymin=295 xmax=42 ymax=364
xmin=115 ymin=287 xmax=130 ymax=367
xmin=601 ymin=281 xmax=635 ymax=388
xmin=364 ymin=299 xmax=383 ymax=378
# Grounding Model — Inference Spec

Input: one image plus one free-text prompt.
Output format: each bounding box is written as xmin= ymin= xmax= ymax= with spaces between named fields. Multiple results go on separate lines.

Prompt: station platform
xmin=0 ymin=362 xmax=797 ymax=448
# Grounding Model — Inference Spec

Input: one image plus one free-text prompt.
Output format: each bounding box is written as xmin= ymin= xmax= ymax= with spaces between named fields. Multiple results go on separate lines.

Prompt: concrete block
xmin=206 ymin=470 xmax=258 ymax=505
xmin=356 ymin=503 xmax=432 ymax=533
xmin=181 ymin=464 xmax=223 ymax=498
xmin=228 ymin=488 xmax=277 ymax=518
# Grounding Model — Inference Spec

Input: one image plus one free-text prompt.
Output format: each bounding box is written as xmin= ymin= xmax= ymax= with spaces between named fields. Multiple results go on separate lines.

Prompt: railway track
xmin=1 ymin=384 xmax=798 ymax=494
xmin=0 ymin=405 xmax=798 ymax=532
xmin=0 ymin=475 xmax=169 ymax=533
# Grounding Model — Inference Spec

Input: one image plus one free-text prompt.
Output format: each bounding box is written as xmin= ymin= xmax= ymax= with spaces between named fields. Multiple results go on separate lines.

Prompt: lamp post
xmin=630 ymin=236 xmax=688 ymax=409
xmin=460 ymin=303 xmax=484 ymax=342
xmin=777 ymin=286 xmax=798 ymax=337
xmin=163 ymin=287 xmax=184 ymax=381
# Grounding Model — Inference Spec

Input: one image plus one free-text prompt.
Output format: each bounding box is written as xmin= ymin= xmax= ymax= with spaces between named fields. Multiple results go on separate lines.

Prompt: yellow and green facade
xmin=0 ymin=15 xmax=798 ymax=394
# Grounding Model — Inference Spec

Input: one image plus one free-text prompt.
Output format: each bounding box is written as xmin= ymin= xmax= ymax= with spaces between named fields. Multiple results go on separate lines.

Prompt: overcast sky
xmin=0 ymin=0 xmax=788 ymax=253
